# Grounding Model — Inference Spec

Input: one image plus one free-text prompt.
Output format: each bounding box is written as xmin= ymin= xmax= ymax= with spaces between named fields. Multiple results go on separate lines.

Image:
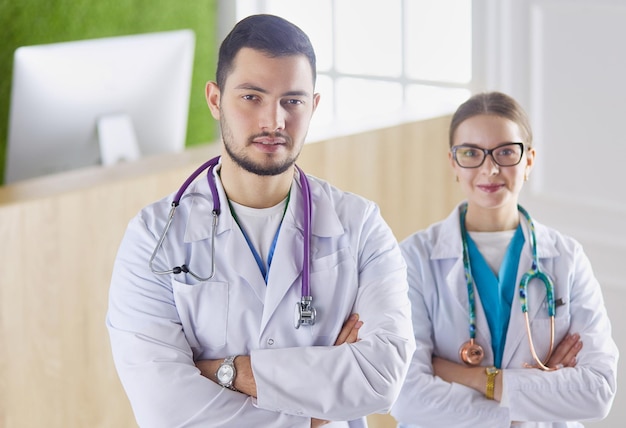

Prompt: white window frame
xmin=218 ymin=0 xmax=488 ymax=140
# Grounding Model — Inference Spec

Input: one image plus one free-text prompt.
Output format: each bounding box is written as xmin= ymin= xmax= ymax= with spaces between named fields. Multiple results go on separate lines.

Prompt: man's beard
xmin=220 ymin=115 xmax=299 ymax=176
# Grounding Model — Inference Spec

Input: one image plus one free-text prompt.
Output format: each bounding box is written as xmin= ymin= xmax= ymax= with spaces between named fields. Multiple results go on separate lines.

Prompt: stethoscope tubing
xmin=149 ymin=156 xmax=313 ymax=305
xmin=459 ymin=203 xmax=556 ymax=370
xmin=297 ymin=163 xmax=311 ymax=297
xmin=149 ymin=157 xmax=221 ymax=281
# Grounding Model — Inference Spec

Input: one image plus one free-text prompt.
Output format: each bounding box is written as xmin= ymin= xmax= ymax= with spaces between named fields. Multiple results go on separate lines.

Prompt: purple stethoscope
xmin=149 ymin=156 xmax=316 ymax=329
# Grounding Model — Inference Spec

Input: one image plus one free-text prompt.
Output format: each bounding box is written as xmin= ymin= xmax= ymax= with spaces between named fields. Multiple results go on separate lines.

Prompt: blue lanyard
xmin=228 ymin=192 xmax=290 ymax=283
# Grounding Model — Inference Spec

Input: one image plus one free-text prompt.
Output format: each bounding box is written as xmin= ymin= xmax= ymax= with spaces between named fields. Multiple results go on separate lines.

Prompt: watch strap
xmin=216 ymin=355 xmax=238 ymax=391
xmin=485 ymin=366 xmax=499 ymax=400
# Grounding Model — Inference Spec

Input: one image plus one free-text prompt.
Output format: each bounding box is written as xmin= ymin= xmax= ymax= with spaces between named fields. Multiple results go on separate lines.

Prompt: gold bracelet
xmin=485 ymin=366 xmax=499 ymax=400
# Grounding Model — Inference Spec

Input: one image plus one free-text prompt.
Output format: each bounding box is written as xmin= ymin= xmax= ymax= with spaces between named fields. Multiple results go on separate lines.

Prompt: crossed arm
xmin=195 ymin=313 xmax=364 ymax=426
xmin=432 ymin=332 xmax=583 ymax=401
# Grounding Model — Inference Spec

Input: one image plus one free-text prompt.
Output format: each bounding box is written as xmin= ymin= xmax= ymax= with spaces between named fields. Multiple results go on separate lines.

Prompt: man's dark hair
xmin=215 ymin=14 xmax=317 ymax=90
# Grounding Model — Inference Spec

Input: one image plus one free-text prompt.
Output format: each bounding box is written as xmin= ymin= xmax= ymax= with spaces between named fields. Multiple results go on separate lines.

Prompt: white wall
xmin=481 ymin=0 xmax=626 ymax=425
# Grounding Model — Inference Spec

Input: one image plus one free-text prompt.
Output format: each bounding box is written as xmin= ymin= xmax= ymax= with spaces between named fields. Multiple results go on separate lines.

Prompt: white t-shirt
xmin=229 ymin=197 xmax=288 ymax=268
xmin=468 ymin=229 xmax=516 ymax=275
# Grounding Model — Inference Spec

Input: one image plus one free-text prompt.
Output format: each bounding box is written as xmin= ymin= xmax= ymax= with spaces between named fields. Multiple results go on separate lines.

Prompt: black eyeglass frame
xmin=451 ymin=142 xmax=525 ymax=168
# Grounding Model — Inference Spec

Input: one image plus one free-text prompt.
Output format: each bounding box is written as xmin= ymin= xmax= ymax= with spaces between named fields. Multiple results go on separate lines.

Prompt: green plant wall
xmin=0 ymin=0 xmax=219 ymax=184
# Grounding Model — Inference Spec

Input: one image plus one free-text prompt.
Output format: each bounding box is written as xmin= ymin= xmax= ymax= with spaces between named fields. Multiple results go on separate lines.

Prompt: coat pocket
xmin=172 ymin=279 xmax=229 ymax=353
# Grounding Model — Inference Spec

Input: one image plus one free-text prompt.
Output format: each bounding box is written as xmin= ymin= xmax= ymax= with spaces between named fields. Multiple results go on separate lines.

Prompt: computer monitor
xmin=4 ymin=29 xmax=195 ymax=183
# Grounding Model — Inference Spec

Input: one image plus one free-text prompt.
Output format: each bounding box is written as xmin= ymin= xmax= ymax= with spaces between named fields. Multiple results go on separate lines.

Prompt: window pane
xmin=309 ymin=74 xmax=334 ymax=134
xmin=336 ymin=77 xmax=403 ymax=124
xmin=405 ymin=0 xmax=472 ymax=83
xmin=231 ymin=0 xmax=475 ymax=136
xmin=335 ymin=0 xmax=402 ymax=77
xmin=265 ymin=0 xmax=334 ymax=71
xmin=405 ymin=84 xmax=471 ymax=120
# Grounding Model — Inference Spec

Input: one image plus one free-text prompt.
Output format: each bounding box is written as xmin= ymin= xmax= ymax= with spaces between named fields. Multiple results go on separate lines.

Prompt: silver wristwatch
xmin=216 ymin=355 xmax=238 ymax=391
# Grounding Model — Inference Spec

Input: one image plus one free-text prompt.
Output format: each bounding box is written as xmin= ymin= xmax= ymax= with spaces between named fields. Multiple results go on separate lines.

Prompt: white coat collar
xmin=430 ymin=205 xmax=464 ymax=261
xmin=518 ymin=207 xmax=561 ymax=260
xmin=430 ymin=202 xmax=561 ymax=261
xmin=181 ymin=163 xmax=345 ymax=243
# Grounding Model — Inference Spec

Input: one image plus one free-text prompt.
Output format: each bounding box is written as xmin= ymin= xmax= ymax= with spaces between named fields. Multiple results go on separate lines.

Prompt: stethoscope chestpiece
xmin=294 ymin=295 xmax=316 ymax=329
xmin=459 ymin=338 xmax=484 ymax=366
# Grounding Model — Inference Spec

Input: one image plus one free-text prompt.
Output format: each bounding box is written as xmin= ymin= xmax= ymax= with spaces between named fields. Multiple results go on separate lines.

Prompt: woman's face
xmin=449 ymin=114 xmax=535 ymax=215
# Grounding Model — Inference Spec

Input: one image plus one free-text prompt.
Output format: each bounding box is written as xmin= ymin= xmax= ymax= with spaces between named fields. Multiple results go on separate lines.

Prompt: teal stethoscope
xmin=458 ymin=203 xmax=557 ymax=371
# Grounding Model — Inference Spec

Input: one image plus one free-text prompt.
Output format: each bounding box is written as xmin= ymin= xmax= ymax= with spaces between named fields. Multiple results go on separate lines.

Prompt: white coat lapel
xmin=224 ymin=227 xmax=268 ymax=302
xmin=436 ymin=207 xmax=494 ymax=364
xmin=450 ymin=255 xmax=495 ymax=364
xmin=444 ymin=256 xmax=494 ymax=365
xmin=183 ymin=164 xmax=231 ymax=243
xmin=260 ymin=217 xmax=304 ymax=331
xmin=260 ymin=173 xmax=344 ymax=333
xmin=182 ymin=169 xmax=267 ymax=302
xmin=444 ymin=258 xmax=472 ymax=326
xmin=259 ymin=177 xmax=307 ymax=331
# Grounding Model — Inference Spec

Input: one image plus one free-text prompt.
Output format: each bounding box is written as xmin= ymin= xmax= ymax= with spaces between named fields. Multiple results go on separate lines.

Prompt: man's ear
xmin=205 ymin=81 xmax=221 ymax=120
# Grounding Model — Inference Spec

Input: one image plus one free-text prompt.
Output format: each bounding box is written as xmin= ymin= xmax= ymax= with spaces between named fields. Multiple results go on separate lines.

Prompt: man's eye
xmin=285 ymin=99 xmax=304 ymax=105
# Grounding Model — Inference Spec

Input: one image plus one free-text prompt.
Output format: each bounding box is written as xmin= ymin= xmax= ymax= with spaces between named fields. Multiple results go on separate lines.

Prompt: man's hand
xmin=311 ymin=418 xmax=330 ymax=427
xmin=334 ymin=313 xmax=363 ymax=345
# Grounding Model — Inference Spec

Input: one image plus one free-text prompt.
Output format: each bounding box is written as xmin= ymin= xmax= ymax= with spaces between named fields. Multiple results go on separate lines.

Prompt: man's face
xmin=207 ymin=47 xmax=319 ymax=176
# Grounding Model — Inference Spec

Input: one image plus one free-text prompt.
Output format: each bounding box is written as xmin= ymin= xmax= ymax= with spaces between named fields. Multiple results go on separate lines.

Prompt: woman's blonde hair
xmin=449 ymin=91 xmax=533 ymax=148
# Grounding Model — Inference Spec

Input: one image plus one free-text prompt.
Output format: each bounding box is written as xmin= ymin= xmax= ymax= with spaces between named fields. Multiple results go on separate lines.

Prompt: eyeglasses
xmin=451 ymin=142 xmax=525 ymax=168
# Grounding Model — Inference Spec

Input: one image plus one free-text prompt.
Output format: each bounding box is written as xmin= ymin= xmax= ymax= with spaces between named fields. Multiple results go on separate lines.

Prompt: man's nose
xmin=259 ymin=103 xmax=285 ymax=132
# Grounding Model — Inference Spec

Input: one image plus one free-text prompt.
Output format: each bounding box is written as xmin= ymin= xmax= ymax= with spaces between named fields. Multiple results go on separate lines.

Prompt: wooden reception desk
xmin=0 ymin=115 xmax=461 ymax=427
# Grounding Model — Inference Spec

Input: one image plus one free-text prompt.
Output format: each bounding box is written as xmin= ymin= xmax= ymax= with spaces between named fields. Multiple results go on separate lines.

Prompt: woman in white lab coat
xmin=391 ymin=91 xmax=618 ymax=427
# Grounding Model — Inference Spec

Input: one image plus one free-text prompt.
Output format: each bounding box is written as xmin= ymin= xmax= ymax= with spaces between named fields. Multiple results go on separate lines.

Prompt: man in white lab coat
xmin=106 ymin=14 xmax=415 ymax=427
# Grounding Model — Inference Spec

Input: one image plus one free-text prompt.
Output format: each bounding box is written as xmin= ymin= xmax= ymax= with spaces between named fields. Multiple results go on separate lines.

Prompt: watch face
xmin=217 ymin=364 xmax=234 ymax=384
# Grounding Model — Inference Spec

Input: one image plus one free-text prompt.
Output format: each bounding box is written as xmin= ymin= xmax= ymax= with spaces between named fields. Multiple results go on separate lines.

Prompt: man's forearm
xmin=196 ymin=355 xmax=258 ymax=397
xmin=195 ymin=315 xmax=362 ymax=399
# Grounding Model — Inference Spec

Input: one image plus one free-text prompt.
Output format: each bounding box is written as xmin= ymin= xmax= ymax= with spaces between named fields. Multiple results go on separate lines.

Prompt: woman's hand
xmin=546 ymin=333 xmax=582 ymax=369
xmin=432 ymin=357 xmax=501 ymax=401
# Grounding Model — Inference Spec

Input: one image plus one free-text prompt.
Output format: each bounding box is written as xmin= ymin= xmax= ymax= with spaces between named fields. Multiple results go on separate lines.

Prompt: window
xmin=222 ymin=0 xmax=473 ymax=140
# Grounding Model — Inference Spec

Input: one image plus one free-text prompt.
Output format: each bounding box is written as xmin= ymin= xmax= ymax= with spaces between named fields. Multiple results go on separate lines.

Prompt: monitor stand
xmin=97 ymin=113 xmax=141 ymax=166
